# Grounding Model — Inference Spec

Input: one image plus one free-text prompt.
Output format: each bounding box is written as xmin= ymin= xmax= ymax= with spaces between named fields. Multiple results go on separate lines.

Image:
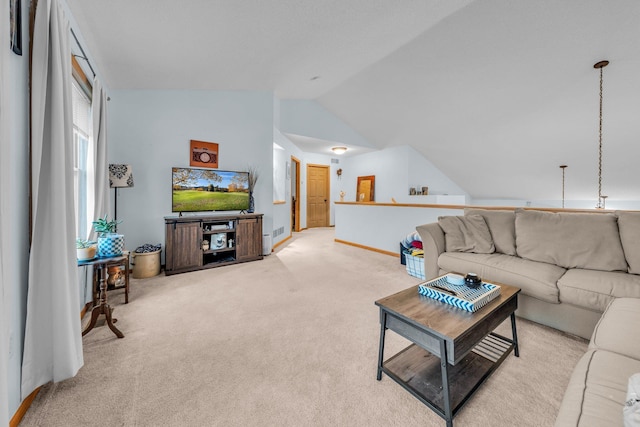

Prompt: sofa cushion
xmin=557 ymin=269 xmax=640 ymax=312
xmin=589 ymin=298 xmax=640 ymax=359
xmin=555 ymin=349 xmax=640 ymax=427
xmin=617 ymin=211 xmax=640 ymax=274
xmin=515 ymin=209 xmax=627 ymax=272
xmin=437 ymin=252 xmax=563 ymax=303
xmin=437 ymin=215 xmax=495 ymax=254
xmin=464 ymin=208 xmax=516 ymax=255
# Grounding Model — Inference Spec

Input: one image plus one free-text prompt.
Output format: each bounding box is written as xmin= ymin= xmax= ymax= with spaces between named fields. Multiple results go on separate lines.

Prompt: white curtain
xmin=81 ymin=77 xmax=110 ymax=304
xmin=88 ymin=77 xmax=110 ymax=236
xmin=0 ymin=0 xmax=10 ymax=423
xmin=21 ymin=0 xmax=84 ymax=400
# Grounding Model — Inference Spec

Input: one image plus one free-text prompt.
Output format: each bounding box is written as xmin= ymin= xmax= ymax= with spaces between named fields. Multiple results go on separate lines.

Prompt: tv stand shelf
xmin=164 ymin=213 xmax=263 ymax=275
xmin=203 ymin=248 xmax=234 ymax=254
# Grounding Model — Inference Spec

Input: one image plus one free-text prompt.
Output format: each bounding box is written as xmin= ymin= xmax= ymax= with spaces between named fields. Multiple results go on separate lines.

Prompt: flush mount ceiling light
xmin=331 ymin=146 xmax=347 ymax=155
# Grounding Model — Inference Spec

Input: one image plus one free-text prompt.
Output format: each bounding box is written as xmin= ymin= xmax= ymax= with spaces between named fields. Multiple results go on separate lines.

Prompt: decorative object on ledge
xmin=593 ymin=60 xmax=609 ymax=209
xmin=331 ymin=146 xmax=347 ymax=155
xmin=109 ymin=164 xmax=134 ymax=230
xmin=357 ymin=175 xmax=375 ymax=202
xmin=339 ymin=190 xmax=345 ymax=202
xmin=409 ymin=186 xmax=429 ymax=195
xmin=560 ymin=165 xmax=567 ymax=208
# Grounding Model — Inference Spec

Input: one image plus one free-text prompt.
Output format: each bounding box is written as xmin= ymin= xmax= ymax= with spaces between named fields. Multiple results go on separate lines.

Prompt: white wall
xmin=406 ymin=145 xmax=468 ymax=200
xmin=271 ymin=127 xmax=304 ymax=244
xmin=472 ymin=198 xmax=640 ymax=210
xmin=339 ymin=145 xmax=469 ymax=204
xmin=108 ymin=90 xmax=274 ymax=262
xmin=4 ymin=0 xmax=30 ymax=417
xmin=279 ymin=99 xmax=375 ymax=148
xmin=273 ymin=145 xmax=286 ymax=202
xmin=335 ymin=204 xmax=464 ymax=254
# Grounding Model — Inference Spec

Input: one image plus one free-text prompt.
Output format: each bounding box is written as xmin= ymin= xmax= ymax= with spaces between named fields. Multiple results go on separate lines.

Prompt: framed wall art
xmin=10 ymin=0 xmax=22 ymax=55
xmin=190 ymin=140 xmax=219 ymax=168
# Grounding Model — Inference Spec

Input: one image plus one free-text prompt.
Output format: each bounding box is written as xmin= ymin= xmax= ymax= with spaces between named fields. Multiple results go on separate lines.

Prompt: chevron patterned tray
xmin=418 ymin=275 xmax=501 ymax=312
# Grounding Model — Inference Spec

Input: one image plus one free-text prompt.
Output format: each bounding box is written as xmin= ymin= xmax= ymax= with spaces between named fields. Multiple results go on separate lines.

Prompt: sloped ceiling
xmin=66 ymin=0 xmax=640 ymax=203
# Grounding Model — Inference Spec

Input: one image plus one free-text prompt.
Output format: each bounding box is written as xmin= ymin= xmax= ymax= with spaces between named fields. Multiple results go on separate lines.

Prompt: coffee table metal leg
xmin=510 ymin=313 xmax=519 ymax=357
xmin=377 ymin=311 xmax=387 ymax=380
xmin=440 ymin=338 xmax=453 ymax=427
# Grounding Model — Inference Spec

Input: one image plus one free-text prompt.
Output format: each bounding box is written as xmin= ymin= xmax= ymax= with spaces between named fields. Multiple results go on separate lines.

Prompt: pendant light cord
xmin=593 ymin=60 xmax=608 ymax=209
xmin=597 ymin=65 xmax=604 ymax=208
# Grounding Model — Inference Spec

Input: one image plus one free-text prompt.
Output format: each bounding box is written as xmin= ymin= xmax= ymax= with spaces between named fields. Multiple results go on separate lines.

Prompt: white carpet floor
xmin=20 ymin=227 xmax=588 ymax=426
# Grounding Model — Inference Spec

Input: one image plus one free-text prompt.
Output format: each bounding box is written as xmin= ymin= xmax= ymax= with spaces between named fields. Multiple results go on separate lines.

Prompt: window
xmin=72 ymin=79 xmax=91 ymax=239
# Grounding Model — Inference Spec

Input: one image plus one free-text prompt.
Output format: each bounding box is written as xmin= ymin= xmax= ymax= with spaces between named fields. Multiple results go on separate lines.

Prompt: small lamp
xmin=108 ymin=164 xmax=134 ymax=231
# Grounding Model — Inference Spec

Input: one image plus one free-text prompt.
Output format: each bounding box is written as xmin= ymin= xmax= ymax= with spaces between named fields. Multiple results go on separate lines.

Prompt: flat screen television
xmin=172 ymin=167 xmax=250 ymax=213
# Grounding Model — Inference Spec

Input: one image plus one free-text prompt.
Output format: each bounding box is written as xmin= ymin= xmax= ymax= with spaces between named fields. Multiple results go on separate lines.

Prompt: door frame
xmin=306 ymin=163 xmax=330 ymax=228
xmin=291 ymin=156 xmax=301 ymax=232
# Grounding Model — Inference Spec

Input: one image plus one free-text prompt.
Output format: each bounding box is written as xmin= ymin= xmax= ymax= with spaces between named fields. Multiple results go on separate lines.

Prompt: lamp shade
xmin=109 ymin=164 xmax=134 ymax=188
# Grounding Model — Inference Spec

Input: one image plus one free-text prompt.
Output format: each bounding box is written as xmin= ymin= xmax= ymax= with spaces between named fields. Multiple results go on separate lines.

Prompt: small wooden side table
xmin=92 ymin=251 xmax=130 ymax=305
xmin=78 ymin=255 xmax=128 ymax=338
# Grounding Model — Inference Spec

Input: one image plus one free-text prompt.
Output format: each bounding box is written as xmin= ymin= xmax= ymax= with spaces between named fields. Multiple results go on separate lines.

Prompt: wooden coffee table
xmin=375 ymin=279 xmax=520 ymax=427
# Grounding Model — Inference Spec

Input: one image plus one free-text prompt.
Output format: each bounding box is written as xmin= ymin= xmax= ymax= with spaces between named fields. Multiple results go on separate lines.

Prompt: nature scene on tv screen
xmin=172 ymin=168 xmax=249 ymax=212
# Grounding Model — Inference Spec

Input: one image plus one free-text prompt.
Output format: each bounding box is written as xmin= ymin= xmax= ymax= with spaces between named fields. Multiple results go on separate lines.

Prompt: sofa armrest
xmin=416 ymin=222 xmax=445 ymax=280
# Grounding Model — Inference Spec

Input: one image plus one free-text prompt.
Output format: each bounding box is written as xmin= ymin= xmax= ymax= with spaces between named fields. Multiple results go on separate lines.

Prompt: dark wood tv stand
xmin=164 ymin=213 xmax=263 ymax=275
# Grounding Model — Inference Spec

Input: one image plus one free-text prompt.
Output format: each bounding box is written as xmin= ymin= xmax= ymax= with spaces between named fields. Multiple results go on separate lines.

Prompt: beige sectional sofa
xmin=417 ymin=208 xmax=640 ymax=339
xmin=416 ymin=208 xmax=640 ymax=426
xmin=555 ymin=297 xmax=640 ymax=426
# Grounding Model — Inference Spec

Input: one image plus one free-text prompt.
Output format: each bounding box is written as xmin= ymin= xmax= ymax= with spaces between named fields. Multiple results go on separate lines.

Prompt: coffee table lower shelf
xmin=382 ymin=333 xmax=514 ymax=418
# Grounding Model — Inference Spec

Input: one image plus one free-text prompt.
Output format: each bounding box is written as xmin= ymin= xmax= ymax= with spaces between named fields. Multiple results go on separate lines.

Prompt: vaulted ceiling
xmin=66 ymin=0 xmax=640 ymax=203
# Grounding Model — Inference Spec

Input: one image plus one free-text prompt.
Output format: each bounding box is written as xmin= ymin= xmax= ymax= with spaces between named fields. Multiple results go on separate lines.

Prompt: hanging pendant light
xmin=594 ymin=60 xmax=609 ymax=209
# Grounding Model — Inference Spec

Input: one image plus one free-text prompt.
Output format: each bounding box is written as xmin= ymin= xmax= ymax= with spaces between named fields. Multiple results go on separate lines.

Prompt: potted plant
xmin=92 ymin=215 xmax=124 ymax=257
xmin=76 ymin=238 xmax=97 ymax=261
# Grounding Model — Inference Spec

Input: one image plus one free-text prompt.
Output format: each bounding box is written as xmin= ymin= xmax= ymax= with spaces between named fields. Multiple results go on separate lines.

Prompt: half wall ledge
xmin=334 ymin=202 xmax=625 ymax=257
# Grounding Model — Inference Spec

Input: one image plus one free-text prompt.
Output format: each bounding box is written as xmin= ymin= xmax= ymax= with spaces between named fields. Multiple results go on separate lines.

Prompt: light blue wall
xmin=108 ymin=90 xmax=275 ymax=261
